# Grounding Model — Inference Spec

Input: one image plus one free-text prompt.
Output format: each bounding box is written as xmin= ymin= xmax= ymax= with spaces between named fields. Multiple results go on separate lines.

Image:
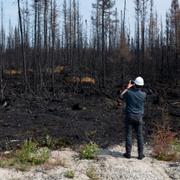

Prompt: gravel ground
xmin=0 ymin=145 xmax=179 ymax=180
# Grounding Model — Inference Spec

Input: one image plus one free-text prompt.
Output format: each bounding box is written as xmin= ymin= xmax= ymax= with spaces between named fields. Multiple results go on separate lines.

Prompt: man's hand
xmin=127 ymin=80 xmax=134 ymax=89
xmin=120 ymin=80 xmax=134 ymax=99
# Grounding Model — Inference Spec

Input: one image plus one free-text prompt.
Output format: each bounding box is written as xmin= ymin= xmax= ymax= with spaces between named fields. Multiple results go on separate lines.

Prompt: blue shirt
xmin=123 ymin=88 xmax=146 ymax=116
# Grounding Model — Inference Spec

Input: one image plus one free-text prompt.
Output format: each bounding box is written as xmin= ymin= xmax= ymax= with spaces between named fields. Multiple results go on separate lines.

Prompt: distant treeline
xmin=0 ymin=0 xmax=179 ymax=92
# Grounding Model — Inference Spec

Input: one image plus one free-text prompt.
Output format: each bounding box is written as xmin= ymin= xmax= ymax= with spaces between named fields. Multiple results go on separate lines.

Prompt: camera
xmin=130 ymin=80 xmax=135 ymax=84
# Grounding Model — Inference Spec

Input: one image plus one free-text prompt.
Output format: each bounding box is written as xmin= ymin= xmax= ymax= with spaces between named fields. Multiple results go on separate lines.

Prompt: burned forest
xmin=0 ymin=0 xmax=179 ymax=151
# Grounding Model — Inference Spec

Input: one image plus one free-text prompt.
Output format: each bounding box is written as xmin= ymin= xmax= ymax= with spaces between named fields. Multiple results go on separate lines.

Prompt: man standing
xmin=120 ymin=77 xmax=146 ymax=160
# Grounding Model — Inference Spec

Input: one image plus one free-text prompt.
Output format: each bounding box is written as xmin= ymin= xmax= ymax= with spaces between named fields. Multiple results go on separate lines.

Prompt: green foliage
xmin=64 ymin=170 xmax=75 ymax=179
xmin=45 ymin=135 xmax=54 ymax=148
xmin=16 ymin=140 xmax=50 ymax=165
xmin=43 ymin=135 xmax=71 ymax=149
xmin=86 ymin=166 xmax=99 ymax=180
xmin=172 ymin=139 xmax=180 ymax=153
xmin=0 ymin=140 xmax=50 ymax=171
xmin=79 ymin=142 xmax=99 ymax=159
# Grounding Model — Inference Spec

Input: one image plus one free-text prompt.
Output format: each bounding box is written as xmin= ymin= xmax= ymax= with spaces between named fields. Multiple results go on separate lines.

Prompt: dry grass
xmin=4 ymin=69 xmax=22 ymax=76
xmin=152 ymin=113 xmax=179 ymax=161
xmin=86 ymin=166 xmax=99 ymax=180
xmin=42 ymin=158 xmax=67 ymax=170
xmin=46 ymin=65 xmax=65 ymax=74
xmin=80 ymin=77 xmax=96 ymax=84
xmin=64 ymin=76 xmax=96 ymax=84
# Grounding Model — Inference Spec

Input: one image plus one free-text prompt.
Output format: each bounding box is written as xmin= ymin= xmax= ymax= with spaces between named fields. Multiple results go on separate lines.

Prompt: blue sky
xmin=80 ymin=0 xmax=172 ymax=20
xmin=79 ymin=0 xmax=174 ymax=36
xmin=1 ymin=0 xmax=177 ymax=34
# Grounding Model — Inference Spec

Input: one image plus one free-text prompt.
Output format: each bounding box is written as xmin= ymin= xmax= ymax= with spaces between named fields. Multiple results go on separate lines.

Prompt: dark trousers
xmin=125 ymin=115 xmax=144 ymax=156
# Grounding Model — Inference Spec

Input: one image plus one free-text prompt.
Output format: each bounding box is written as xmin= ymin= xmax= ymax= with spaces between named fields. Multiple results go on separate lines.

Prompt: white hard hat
xmin=134 ymin=76 xmax=144 ymax=86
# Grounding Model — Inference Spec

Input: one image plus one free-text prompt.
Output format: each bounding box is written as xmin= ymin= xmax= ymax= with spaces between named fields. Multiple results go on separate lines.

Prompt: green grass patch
xmin=16 ymin=140 xmax=50 ymax=165
xmin=79 ymin=142 xmax=99 ymax=159
xmin=64 ymin=170 xmax=75 ymax=178
xmin=0 ymin=140 xmax=50 ymax=171
xmin=172 ymin=139 xmax=180 ymax=152
xmin=42 ymin=135 xmax=71 ymax=149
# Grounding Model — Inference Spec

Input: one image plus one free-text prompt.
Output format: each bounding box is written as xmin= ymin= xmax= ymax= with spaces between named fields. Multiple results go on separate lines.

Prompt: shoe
xmin=138 ymin=154 xmax=145 ymax=160
xmin=123 ymin=153 xmax=131 ymax=159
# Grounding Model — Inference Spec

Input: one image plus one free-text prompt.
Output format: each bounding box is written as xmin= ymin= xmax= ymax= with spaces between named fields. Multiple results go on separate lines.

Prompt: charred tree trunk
xmin=135 ymin=0 xmax=140 ymax=74
xmin=17 ymin=0 xmax=28 ymax=90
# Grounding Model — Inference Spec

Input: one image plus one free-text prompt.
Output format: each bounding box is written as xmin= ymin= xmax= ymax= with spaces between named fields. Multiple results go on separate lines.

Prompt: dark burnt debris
xmin=0 ymin=74 xmax=179 ymax=151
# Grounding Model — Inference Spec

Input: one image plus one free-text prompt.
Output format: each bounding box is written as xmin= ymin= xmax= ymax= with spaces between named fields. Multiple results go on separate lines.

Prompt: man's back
xmin=124 ymin=88 xmax=146 ymax=115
